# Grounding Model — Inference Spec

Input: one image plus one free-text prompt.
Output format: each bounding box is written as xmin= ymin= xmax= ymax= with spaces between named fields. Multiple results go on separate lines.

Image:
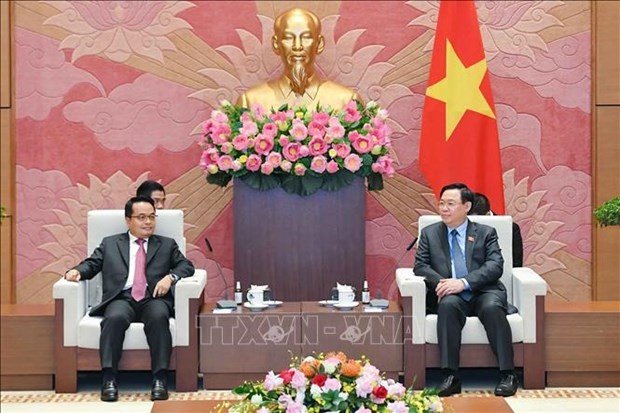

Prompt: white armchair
xmin=397 ymin=215 xmax=547 ymax=389
xmin=53 ymin=210 xmax=206 ymax=393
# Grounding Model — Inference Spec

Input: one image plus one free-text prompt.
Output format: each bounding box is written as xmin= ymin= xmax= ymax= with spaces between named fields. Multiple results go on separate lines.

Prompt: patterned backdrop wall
xmin=13 ymin=0 xmax=591 ymax=303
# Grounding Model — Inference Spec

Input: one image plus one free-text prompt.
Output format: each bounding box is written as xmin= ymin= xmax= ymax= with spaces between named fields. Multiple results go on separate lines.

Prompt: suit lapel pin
xmin=467 ymin=236 xmax=475 ymax=242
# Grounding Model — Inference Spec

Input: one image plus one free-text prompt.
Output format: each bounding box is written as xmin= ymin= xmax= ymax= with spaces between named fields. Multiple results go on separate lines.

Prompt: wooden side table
xmin=300 ymin=301 xmax=403 ymax=379
xmin=0 ymin=304 xmax=55 ymax=390
xmin=199 ymin=302 xmax=302 ymax=389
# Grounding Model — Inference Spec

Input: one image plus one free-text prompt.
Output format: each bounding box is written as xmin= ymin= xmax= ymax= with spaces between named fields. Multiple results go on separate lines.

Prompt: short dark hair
xmin=136 ymin=180 xmax=165 ymax=198
xmin=470 ymin=192 xmax=491 ymax=215
xmin=125 ymin=196 xmax=155 ymax=218
xmin=439 ymin=182 xmax=474 ymax=205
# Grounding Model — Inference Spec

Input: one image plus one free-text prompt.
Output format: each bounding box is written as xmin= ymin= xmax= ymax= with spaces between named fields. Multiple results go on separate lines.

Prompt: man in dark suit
xmin=414 ymin=183 xmax=518 ymax=397
xmin=64 ymin=196 xmax=194 ymax=402
xmin=470 ymin=191 xmax=524 ymax=267
xmin=137 ymin=180 xmax=166 ymax=209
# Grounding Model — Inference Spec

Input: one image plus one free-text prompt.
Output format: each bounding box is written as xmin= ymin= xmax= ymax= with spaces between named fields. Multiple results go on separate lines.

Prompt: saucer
xmin=334 ymin=301 xmax=359 ymax=310
xmin=318 ymin=300 xmax=339 ymax=307
xmin=243 ymin=302 xmax=268 ymax=312
xmin=264 ymin=300 xmax=283 ymax=307
xmin=369 ymin=299 xmax=389 ymax=309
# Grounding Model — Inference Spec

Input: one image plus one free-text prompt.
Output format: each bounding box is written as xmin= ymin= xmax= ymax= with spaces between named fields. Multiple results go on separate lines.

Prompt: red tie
xmin=131 ymin=238 xmax=147 ymax=301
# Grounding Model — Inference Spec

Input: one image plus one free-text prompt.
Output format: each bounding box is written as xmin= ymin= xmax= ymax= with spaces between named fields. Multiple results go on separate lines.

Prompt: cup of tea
xmin=338 ymin=290 xmax=355 ymax=303
xmin=247 ymin=289 xmax=264 ymax=305
xmin=336 ymin=285 xmax=355 ymax=303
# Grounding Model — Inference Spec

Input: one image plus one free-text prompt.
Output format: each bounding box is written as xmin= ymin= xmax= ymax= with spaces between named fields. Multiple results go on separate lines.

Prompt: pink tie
xmin=131 ymin=238 xmax=147 ymax=301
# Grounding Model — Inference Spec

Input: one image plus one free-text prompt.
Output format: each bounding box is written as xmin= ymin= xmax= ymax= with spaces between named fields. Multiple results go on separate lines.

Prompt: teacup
xmin=247 ymin=289 xmax=264 ymax=305
xmin=337 ymin=289 xmax=355 ymax=303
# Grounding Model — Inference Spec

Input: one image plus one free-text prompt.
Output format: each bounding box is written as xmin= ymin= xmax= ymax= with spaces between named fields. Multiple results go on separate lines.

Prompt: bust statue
xmin=237 ymin=8 xmax=360 ymax=111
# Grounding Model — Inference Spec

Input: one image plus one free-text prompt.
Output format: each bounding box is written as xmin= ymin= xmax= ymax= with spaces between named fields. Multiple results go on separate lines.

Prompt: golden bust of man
xmin=237 ymin=8 xmax=360 ymax=111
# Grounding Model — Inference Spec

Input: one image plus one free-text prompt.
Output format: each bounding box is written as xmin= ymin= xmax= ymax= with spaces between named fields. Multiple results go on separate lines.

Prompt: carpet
xmin=2 ymin=388 xmax=618 ymax=403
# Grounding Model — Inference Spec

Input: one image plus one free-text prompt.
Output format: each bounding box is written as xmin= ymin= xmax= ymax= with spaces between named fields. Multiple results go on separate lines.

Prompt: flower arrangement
xmin=198 ymin=100 xmax=395 ymax=196
xmin=216 ymin=352 xmax=443 ymax=413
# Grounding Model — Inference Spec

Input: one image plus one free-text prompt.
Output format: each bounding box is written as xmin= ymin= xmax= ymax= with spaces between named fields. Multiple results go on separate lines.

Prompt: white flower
xmin=366 ymin=100 xmax=378 ymax=109
xmin=251 ymin=394 xmax=263 ymax=405
xmin=310 ymin=384 xmax=322 ymax=398
xmin=386 ymin=380 xmax=406 ymax=397
xmin=338 ymin=391 xmax=349 ymax=401
xmin=387 ymin=401 xmax=409 ymax=413
xmin=264 ymin=371 xmax=284 ymax=391
xmin=323 ymin=359 xmax=338 ymax=374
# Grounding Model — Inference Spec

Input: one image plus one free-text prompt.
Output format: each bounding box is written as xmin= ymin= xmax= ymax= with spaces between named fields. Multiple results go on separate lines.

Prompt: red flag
xmin=419 ymin=0 xmax=505 ymax=214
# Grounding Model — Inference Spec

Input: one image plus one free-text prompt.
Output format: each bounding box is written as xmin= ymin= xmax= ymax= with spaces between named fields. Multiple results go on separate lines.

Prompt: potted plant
xmin=593 ymin=196 xmax=620 ymax=300
xmin=594 ymin=196 xmax=620 ymax=226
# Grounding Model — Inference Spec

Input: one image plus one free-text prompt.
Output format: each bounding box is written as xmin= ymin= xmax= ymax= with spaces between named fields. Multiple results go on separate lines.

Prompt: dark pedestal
xmin=234 ymin=178 xmax=366 ymax=301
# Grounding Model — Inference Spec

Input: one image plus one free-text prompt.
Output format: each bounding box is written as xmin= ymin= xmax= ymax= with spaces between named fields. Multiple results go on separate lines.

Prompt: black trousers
xmin=436 ymin=291 xmax=514 ymax=372
xmin=99 ymin=289 xmax=172 ymax=376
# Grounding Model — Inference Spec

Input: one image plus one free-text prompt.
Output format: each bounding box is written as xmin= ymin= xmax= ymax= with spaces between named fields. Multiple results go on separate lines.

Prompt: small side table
xmin=1 ymin=304 xmax=55 ymax=390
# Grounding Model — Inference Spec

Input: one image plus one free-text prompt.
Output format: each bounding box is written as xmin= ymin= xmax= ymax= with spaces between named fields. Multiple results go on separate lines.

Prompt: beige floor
xmin=2 ymin=389 xmax=619 ymax=413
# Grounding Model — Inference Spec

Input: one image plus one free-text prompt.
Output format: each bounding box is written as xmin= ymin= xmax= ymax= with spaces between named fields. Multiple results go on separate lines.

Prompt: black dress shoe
xmin=437 ymin=374 xmax=462 ymax=397
xmin=495 ymin=373 xmax=519 ymax=397
xmin=151 ymin=379 xmax=169 ymax=401
xmin=100 ymin=379 xmax=118 ymax=402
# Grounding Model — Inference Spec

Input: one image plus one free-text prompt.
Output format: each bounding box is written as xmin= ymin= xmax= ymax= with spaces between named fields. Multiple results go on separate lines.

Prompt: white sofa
xmin=53 ymin=209 xmax=206 ymax=392
xmin=397 ymin=215 xmax=547 ymax=389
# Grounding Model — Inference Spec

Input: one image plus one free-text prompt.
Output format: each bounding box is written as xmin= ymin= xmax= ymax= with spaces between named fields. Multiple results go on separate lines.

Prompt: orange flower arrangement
xmin=226 ymin=352 xmax=443 ymax=412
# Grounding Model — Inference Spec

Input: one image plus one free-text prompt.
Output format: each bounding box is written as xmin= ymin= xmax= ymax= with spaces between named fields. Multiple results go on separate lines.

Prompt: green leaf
xmin=277 ymin=103 xmax=289 ymax=112
xmin=361 ymin=153 xmax=373 ymax=166
xmin=358 ymin=163 xmax=372 ymax=176
xmin=230 ymin=169 xmax=248 ymax=178
xmin=240 ymin=172 xmax=281 ymax=191
xmin=367 ymin=172 xmax=384 ymax=191
xmin=231 ymin=381 xmax=253 ymax=394
xmin=281 ymin=174 xmax=323 ymax=196
xmin=206 ymin=172 xmax=232 ymax=187
xmin=322 ymin=170 xmax=356 ymax=192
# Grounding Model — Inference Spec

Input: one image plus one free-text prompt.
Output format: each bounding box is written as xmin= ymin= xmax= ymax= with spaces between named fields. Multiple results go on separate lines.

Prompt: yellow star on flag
xmin=426 ymin=39 xmax=496 ymax=141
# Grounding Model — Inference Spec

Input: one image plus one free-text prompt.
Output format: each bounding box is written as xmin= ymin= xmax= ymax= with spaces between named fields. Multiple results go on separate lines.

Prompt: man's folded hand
xmin=435 ymin=278 xmax=465 ymax=298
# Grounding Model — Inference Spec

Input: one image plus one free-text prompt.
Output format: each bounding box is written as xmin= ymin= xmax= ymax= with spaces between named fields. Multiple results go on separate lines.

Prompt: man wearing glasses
xmin=414 ymin=183 xmax=517 ymax=397
xmin=64 ymin=196 xmax=194 ymax=402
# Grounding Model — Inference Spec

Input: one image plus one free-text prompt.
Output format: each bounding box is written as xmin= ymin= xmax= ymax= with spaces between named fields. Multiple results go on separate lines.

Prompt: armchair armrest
xmin=396 ymin=268 xmax=426 ymax=344
xmin=53 ymin=278 xmax=87 ymax=346
xmin=174 ymin=269 xmax=207 ymax=347
xmin=512 ymin=267 xmax=547 ymax=343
